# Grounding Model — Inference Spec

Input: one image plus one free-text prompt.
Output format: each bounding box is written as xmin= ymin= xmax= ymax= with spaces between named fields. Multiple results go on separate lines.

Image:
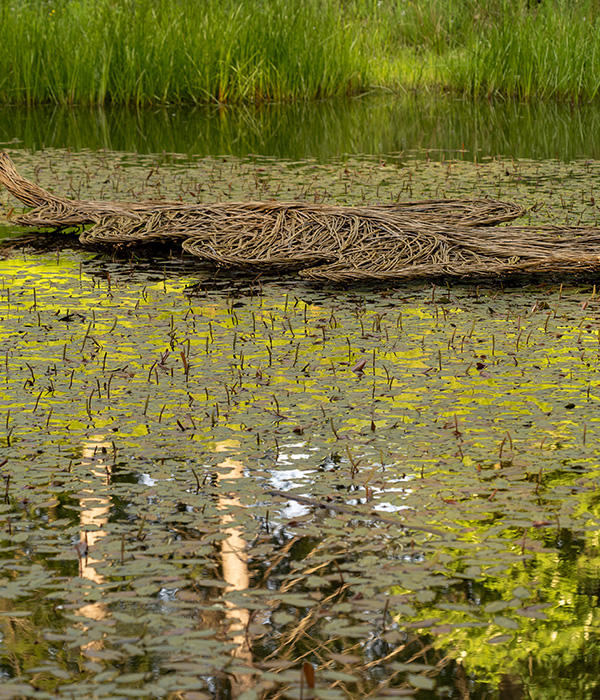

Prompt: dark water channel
xmin=0 ymin=97 xmax=600 ymax=699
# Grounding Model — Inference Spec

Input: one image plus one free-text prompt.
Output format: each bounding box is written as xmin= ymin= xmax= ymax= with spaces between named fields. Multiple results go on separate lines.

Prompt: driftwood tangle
xmin=2 ymin=151 xmax=600 ymax=281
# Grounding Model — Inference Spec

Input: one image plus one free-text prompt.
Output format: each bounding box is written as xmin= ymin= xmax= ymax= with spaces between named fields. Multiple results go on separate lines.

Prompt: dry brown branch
xmin=0 ymin=152 xmax=187 ymax=226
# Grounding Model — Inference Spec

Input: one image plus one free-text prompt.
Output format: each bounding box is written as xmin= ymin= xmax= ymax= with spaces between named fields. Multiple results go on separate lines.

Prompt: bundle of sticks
xmin=3 ymin=151 xmax=600 ymax=281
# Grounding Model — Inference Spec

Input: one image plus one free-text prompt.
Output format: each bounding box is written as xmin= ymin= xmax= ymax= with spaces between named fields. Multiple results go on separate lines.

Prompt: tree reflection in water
xmin=76 ymin=436 xmax=111 ymax=649
xmin=216 ymin=450 xmax=256 ymax=696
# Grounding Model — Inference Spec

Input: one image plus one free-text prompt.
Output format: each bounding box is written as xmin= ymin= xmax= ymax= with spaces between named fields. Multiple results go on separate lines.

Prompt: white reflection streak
xmin=216 ymin=454 xmax=255 ymax=694
xmin=77 ymin=436 xmax=111 ymax=647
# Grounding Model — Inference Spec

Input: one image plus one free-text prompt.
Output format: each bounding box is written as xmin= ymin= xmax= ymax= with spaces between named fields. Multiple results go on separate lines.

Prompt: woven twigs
xmin=299 ymin=225 xmax=600 ymax=281
xmin=6 ymin=150 xmax=600 ymax=281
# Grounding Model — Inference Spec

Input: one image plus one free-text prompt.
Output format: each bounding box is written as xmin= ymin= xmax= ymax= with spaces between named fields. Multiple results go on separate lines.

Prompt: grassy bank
xmin=0 ymin=0 xmax=372 ymax=104
xmin=2 ymin=0 xmax=600 ymax=105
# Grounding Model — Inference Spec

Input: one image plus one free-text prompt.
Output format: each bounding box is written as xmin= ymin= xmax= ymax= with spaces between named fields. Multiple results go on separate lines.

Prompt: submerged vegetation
xmin=3 ymin=0 xmax=600 ymax=105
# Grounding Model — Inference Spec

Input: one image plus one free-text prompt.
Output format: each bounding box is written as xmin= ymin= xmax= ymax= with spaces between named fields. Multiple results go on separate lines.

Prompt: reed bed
xmin=1 ymin=0 xmax=600 ymax=105
xmin=0 ymin=0 xmax=369 ymax=105
xmin=449 ymin=1 xmax=600 ymax=100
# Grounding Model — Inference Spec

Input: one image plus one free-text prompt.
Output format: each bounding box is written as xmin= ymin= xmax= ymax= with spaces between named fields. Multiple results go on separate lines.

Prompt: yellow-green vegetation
xmin=2 ymin=0 xmax=600 ymax=105
xmin=1 ymin=151 xmax=600 ymax=697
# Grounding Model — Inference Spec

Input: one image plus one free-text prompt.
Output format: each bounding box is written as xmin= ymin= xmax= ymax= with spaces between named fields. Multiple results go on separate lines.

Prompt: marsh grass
xmin=450 ymin=0 xmax=600 ymax=100
xmin=2 ymin=0 xmax=600 ymax=105
xmin=0 ymin=0 xmax=371 ymax=105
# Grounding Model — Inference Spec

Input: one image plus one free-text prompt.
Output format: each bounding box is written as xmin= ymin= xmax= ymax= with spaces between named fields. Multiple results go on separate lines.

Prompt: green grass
xmin=449 ymin=0 xmax=600 ymax=100
xmin=2 ymin=0 xmax=600 ymax=105
xmin=0 ymin=0 xmax=370 ymax=105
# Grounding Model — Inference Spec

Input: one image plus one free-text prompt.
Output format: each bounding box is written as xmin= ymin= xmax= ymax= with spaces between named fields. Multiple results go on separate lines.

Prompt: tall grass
xmin=449 ymin=0 xmax=600 ymax=100
xmin=1 ymin=0 xmax=600 ymax=105
xmin=0 ymin=0 xmax=370 ymax=105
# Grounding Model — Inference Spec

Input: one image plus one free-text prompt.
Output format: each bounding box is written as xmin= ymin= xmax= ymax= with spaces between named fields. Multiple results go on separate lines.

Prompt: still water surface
xmin=3 ymin=94 xmax=600 ymax=161
xmin=0 ymin=97 xmax=599 ymax=699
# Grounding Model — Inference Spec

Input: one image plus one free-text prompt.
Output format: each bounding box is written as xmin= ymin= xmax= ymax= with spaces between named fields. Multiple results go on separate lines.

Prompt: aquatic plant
xmin=1 ymin=150 xmax=600 ymax=697
xmin=450 ymin=0 xmax=600 ymax=100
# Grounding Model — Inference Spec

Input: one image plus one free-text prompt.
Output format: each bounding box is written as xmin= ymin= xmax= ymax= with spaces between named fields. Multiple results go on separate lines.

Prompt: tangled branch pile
xmin=3 ymin=151 xmax=600 ymax=281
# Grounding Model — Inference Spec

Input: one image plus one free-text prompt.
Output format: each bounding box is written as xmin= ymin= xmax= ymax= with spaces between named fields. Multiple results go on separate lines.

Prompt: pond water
xmin=0 ymin=98 xmax=600 ymax=700
xmin=4 ymin=94 xmax=600 ymax=161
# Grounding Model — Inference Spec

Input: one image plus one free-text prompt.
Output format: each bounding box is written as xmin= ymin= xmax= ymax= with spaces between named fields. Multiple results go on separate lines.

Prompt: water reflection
xmin=3 ymin=96 xmax=600 ymax=161
xmin=76 ymin=436 xmax=111 ymax=644
xmin=216 ymin=453 xmax=255 ymax=696
xmin=3 ymin=247 xmax=600 ymax=697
